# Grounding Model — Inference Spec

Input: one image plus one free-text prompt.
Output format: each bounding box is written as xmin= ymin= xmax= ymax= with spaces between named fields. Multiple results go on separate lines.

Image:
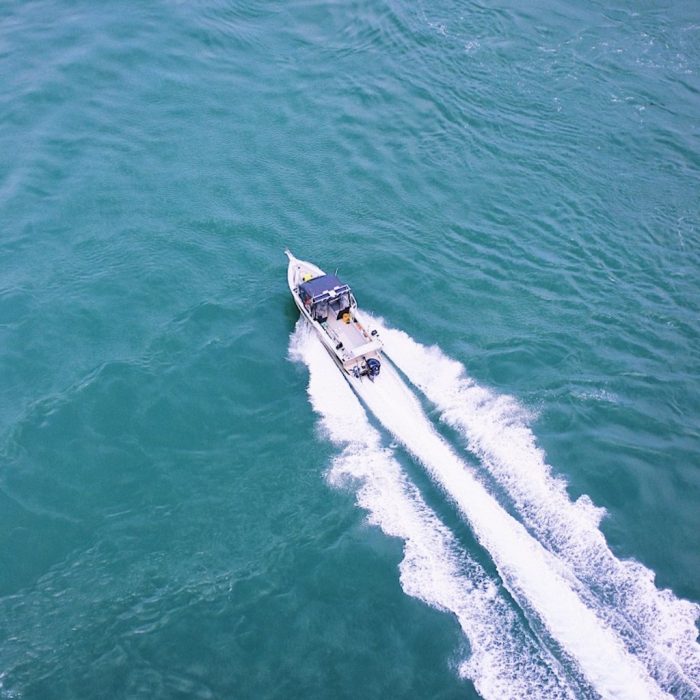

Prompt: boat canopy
xmin=299 ymin=274 xmax=354 ymax=322
xmin=299 ymin=274 xmax=350 ymax=302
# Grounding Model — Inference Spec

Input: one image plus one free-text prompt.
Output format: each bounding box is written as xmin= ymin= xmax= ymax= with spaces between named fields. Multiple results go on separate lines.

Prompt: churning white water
xmin=290 ymin=322 xmax=579 ymax=700
xmin=369 ymin=316 xmax=700 ymax=699
xmin=291 ymin=320 xmax=677 ymax=699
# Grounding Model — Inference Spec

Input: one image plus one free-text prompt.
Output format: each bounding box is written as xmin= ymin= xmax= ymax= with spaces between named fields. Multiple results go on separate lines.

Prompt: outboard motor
xmin=366 ymin=358 xmax=381 ymax=381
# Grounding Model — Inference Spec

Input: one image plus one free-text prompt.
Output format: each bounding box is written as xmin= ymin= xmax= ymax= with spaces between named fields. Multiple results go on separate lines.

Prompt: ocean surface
xmin=1 ymin=0 xmax=699 ymax=698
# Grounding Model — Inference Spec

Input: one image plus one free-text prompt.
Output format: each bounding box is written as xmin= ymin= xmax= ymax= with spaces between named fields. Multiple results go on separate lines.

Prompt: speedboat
xmin=286 ymin=250 xmax=382 ymax=379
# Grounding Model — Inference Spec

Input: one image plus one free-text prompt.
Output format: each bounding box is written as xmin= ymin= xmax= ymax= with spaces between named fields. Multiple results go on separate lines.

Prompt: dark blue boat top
xmin=299 ymin=274 xmax=350 ymax=301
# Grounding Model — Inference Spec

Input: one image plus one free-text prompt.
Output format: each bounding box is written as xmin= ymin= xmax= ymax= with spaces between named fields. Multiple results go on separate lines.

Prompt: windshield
xmin=329 ymin=293 xmax=351 ymax=319
xmin=311 ymin=300 xmax=329 ymax=322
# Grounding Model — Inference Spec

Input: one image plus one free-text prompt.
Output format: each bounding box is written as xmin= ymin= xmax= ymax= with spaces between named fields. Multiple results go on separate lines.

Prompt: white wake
xmin=370 ymin=317 xmax=700 ymax=699
xmin=289 ymin=323 xmax=578 ymax=700
xmin=347 ymin=350 xmax=669 ymax=699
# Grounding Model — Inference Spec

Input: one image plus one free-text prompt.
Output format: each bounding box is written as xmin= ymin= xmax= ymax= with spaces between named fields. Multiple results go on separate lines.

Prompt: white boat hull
xmin=285 ymin=250 xmax=383 ymax=379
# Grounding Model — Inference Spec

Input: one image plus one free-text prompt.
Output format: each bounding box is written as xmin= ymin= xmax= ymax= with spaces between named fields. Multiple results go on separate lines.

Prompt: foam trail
xmin=289 ymin=323 xmax=579 ymax=700
xmin=339 ymin=345 xmax=670 ymax=699
xmin=371 ymin=318 xmax=700 ymax=698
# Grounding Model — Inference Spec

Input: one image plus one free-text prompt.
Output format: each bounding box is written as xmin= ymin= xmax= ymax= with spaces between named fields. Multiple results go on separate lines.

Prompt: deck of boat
xmin=324 ymin=314 xmax=369 ymax=353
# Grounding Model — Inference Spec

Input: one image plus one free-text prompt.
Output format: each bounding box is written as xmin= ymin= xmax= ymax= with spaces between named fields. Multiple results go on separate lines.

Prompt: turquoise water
xmin=1 ymin=0 xmax=699 ymax=697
